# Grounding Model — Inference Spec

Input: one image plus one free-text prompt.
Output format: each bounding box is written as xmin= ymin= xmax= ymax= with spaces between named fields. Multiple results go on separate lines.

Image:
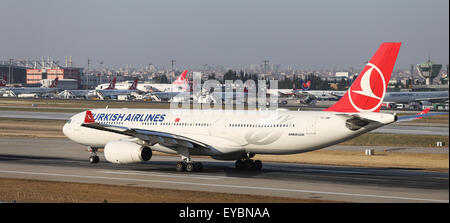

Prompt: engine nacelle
xmin=104 ymin=140 xmax=152 ymax=164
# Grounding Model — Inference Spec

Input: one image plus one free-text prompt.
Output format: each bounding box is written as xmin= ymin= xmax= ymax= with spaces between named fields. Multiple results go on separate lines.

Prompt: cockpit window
xmin=66 ymin=119 xmax=72 ymax=124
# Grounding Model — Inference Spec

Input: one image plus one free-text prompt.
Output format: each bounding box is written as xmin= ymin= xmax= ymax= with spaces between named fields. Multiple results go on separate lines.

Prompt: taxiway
xmin=0 ymin=136 xmax=448 ymax=203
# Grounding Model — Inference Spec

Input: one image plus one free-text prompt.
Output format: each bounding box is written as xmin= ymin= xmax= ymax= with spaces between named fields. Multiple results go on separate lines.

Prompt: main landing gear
xmin=175 ymin=148 xmax=203 ymax=172
xmin=88 ymin=147 xmax=100 ymax=164
xmin=235 ymin=159 xmax=262 ymax=171
xmin=176 ymin=161 xmax=203 ymax=172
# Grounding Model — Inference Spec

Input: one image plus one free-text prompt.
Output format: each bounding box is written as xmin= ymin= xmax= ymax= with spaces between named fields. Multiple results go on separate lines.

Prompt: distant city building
xmin=335 ymin=72 xmax=349 ymax=78
xmin=26 ymin=67 xmax=83 ymax=86
xmin=0 ymin=60 xmax=29 ymax=85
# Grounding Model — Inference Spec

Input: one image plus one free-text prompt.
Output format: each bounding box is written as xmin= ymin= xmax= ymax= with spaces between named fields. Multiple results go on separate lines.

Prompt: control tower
xmin=416 ymin=59 xmax=442 ymax=85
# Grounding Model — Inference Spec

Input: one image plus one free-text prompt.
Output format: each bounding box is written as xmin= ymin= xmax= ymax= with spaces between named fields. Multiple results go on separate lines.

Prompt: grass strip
xmin=0 ymin=177 xmax=334 ymax=203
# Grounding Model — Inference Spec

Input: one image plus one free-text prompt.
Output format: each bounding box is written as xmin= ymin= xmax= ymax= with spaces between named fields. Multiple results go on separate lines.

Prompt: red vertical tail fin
xmin=172 ymin=70 xmax=189 ymax=91
xmin=105 ymin=77 xmax=117 ymax=90
xmin=50 ymin=77 xmax=59 ymax=88
xmin=324 ymin=42 xmax=401 ymax=112
xmin=172 ymin=70 xmax=188 ymax=85
xmin=0 ymin=76 xmax=7 ymax=86
xmin=129 ymin=78 xmax=138 ymax=90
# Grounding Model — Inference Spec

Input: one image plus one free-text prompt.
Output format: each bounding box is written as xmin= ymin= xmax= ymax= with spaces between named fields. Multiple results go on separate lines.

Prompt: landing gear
xmin=89 ymin=155 xmax=100 ymax=164
xmin=176 ymin=161 xmax=203 ymax=172
xmin=235 ymin=159 xmax=262 ymax=171
xmin=88 ymin=147 xmax=100 ymax=164
xmin=175 ymin=147 xmax=203 ymax=172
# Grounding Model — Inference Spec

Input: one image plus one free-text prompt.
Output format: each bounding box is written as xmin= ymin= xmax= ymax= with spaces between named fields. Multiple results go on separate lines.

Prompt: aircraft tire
xmin=89 ymin=156 xmax=99 ymax=164
xmin=186 ymin=162 xmax=195 ymax=172
xmin=176 ymin=161 xmax=186 ymax=172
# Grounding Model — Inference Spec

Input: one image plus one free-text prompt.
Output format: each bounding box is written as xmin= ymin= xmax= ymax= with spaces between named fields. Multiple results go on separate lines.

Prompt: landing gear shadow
xmin=120 ymin=160 xmax=268 ymax=177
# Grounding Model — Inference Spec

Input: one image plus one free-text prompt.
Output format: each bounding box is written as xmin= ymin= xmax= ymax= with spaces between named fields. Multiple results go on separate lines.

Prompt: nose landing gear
xmin=88 ymin=147 xmax=100 ymax=164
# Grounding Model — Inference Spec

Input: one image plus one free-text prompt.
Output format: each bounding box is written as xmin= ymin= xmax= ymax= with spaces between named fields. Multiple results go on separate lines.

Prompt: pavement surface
xmin=0 ymin=136 xmax=448 ymax=203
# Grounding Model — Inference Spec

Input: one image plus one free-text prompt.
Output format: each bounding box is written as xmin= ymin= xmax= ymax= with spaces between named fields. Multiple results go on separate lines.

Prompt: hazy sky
xmin=1 ymin=0 xmax=448 ymax=70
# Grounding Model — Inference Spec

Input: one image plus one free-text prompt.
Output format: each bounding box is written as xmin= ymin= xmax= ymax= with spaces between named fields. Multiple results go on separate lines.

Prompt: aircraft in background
xmin=267 ymin=81 xmax=310 ymax=97
xmin=382 ymin=91 xmax=449 ymax=106
xmin=96 ymin=77 xmax=117 ymax=90
xmin=0 ymin=78 xmax=59 ymax=96
xmin=0 ymin=76 xmax=7 ymax=87
xmin=145 ymin=70 xmax=190 ymax=101
xmin=301 ymin=80 xmax=311 ymax=90
xmin=62 ymin=42 xmax=447 ymax=172
xmin=124 ymin=70 xmax=191 ymax=94
xmin=96 ymin=78 xmax=140 ymax=99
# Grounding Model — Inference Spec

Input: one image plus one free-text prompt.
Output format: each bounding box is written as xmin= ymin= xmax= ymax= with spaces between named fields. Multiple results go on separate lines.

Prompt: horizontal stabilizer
xmin=396 ymin=112 xmax=448 ymax=122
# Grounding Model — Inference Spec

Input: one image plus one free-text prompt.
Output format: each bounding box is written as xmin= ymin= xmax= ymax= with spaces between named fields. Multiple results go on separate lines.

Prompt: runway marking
xmin=99 ymin=170 xmax=226 ymax=180
xmin=0 ymin=170 xmax=447 ymax=203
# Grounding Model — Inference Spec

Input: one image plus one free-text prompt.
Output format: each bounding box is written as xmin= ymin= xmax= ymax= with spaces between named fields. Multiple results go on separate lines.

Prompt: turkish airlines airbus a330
xmin=63 ymin=42 xmax=447 ymax=172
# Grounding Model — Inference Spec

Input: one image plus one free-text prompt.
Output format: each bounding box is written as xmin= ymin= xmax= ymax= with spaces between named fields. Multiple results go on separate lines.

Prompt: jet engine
xmin=104 ymin=140 xmax=152 ymax=164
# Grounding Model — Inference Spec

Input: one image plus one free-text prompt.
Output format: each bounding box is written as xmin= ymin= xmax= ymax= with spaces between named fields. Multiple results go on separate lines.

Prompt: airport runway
xmin=0 ymin=110 xmax=448 ymax=135
xmin=0 ymin=136 xmax=448 ymax=203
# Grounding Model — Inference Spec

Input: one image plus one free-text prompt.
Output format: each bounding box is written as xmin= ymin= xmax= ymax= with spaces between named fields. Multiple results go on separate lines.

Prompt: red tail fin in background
xmin=0 ymin=76 xmax=6 ymax=87
xmin=324 ymin=42 xmax=401 ymax=112
xmin=105 ymin=77 xmax=117 ymax=90
xmin=172 ymin=70 xmax=188 ymax=85
xmin=49 ymin=77 xmax=59 ymax=88
xmin=129 ymin=78 xmax=138 ymax=90
xmin=172 ymin=70 xmax=189 ymax=91
xmin=302 ymin=81 xmax=311 ymax=90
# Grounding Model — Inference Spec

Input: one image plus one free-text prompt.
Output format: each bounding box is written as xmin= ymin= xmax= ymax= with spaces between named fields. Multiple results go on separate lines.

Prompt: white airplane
xmin=147 ymin=70 xmax=190 ymax=101
xmin=383 ymin=91 xmax=449 ymax=105
xmin=63 ymin=42 xmax=448 ymax=172
xmin=97 ymin=78 xmax=140 ymax=99
xmin=0 ymin=76 xmax=7 ymax=87
xmin=95 ymin=77 xmax=117 ymax=90
xmin=0 ymin=78 xmax=59 ymax=96
xmin=130 ymin=70 xmax=190 ymax=94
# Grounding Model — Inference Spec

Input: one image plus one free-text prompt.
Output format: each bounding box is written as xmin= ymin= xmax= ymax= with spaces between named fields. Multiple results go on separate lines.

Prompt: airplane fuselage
xmin=63 ymin=109 xmax=395 ymax=158
xmin=383 ymin=91 xmax=449 ymax=104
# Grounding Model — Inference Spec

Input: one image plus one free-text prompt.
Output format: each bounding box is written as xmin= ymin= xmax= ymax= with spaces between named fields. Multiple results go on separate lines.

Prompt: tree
xmin=223 ymin=69 xmax=237 ymax=81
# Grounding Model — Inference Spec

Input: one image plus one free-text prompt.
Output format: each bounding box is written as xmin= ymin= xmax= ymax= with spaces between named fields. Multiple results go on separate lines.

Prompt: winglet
xmin=416 ymin=108 xmax=430 ymax=119
xmin=84 ymin=110 xmax=95 ymax=123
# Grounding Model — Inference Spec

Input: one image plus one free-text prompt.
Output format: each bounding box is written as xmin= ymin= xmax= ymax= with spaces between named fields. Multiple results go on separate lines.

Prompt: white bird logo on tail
xmin=352 ymin=66 xmax=381 ymax=100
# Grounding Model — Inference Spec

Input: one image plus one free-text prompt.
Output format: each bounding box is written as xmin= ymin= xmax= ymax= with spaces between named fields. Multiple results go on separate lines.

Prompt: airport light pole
xmin=263 ymin=60 xmax=269 ymax=75
xmin=170 ymin=59 xmax=176 ymax=82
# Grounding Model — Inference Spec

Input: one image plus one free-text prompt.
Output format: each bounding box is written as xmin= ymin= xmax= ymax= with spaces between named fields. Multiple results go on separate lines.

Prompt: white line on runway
xmin=0 ymin=170 xmax=447 ymax=203
xmin=99 ymin=170 xmax=226 ymax=180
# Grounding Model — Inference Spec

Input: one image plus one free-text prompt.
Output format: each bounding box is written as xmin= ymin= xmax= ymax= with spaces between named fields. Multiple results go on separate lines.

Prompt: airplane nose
xmin=62 ymin=123 xmax=70 ymax=138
